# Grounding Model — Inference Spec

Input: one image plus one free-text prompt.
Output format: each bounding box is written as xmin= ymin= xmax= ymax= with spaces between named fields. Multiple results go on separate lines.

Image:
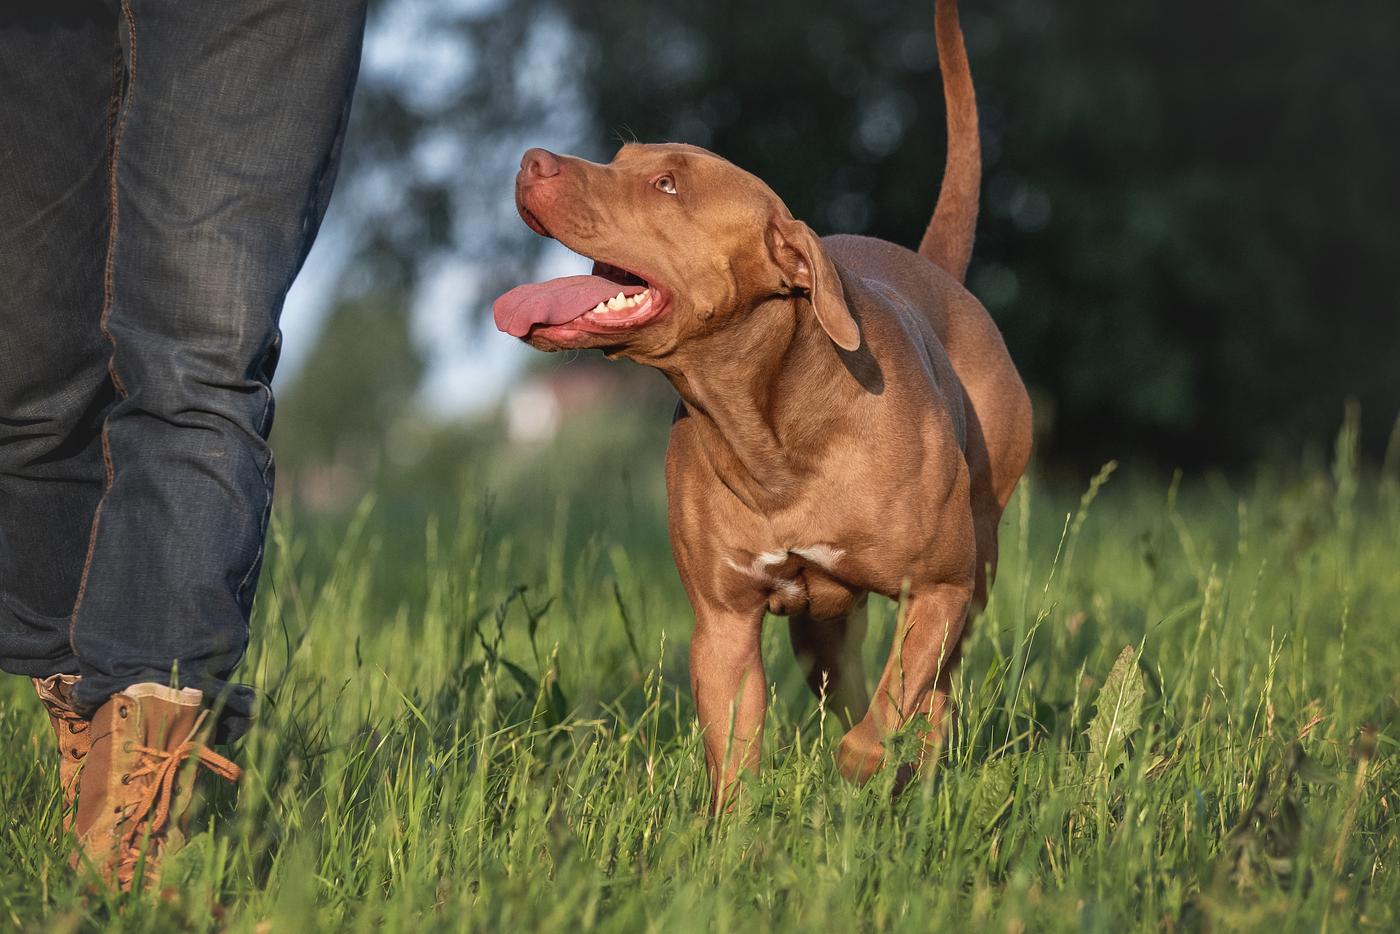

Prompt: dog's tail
xmin=917 ymin=0 xmax=980 ymax=285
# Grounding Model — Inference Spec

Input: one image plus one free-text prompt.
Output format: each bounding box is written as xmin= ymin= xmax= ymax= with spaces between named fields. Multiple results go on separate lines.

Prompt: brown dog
xmin=493 ymin=0 xmax=1031 ymax=810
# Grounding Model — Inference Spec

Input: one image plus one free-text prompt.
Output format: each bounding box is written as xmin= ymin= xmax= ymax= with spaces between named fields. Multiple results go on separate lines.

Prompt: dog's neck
xmin=653 ymin=295 xmax=867 ymax=512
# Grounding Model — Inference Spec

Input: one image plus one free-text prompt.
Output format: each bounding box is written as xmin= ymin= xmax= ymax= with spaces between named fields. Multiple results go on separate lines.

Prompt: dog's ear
xmin=766 ymin=217 xmax=861 ymax=352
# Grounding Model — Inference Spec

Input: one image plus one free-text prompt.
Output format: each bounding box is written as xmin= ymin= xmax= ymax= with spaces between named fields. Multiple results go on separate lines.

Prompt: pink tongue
xmin=493 ymin=275 xmax=645 ymax=338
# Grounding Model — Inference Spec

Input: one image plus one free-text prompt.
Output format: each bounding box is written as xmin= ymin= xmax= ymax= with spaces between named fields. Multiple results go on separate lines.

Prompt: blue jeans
xmin=0 ymin=0 xmax=367 ymax=741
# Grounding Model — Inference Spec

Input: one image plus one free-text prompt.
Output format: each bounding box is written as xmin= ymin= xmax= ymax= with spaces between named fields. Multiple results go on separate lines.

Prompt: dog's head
xmin=492 ymin=143 xmax=859 ymax=359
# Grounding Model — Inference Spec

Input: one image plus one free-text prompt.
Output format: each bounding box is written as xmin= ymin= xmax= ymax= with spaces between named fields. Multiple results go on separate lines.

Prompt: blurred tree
xmin=335 ymin=0 xmax=581 ymax=300
xmin=302 ymin=0 xmax=1400 ymax=469
xmin=968 ymin=1 xmax=1400 ymax=466
xmin=274 ymin=296 xmax=424 ymax=473
xmin=273 ymin=0 xmax=585 ymax=480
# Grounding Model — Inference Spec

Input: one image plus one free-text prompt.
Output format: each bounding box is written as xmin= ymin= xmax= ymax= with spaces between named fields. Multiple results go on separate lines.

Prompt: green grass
xmin=2 ymin=408 xmax=1398 ymax=931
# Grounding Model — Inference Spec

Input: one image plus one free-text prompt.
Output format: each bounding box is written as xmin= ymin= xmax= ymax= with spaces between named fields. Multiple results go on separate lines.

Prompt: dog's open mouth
xmin=492 ymin=260 xmax=669 ymax=340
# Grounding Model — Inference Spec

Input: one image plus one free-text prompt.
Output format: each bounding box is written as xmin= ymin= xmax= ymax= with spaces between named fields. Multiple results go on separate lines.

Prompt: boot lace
xmin=53 ymin=707 xmax=91 ymax=739
xmin=36 ymin=689 xmax=90 ymax=741
xmin=113 ymin=711 xmax=241 ymax=884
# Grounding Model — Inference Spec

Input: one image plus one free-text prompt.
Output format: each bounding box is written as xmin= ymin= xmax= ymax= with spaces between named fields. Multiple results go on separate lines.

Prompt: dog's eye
xmin=654 ymin=175 xmax=678 ymax=195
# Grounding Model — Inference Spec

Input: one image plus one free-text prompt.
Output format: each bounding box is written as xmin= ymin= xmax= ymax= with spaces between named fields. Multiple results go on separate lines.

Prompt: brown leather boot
xmin=32 ymin=674 xmax=90 ymax=818
xmin=71 ymin=684 xmax=241 ymax=891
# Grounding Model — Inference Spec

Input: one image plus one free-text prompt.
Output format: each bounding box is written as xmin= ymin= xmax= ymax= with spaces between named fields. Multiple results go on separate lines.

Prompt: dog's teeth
xmin=586 ymin=288 xmax=653 ymax=320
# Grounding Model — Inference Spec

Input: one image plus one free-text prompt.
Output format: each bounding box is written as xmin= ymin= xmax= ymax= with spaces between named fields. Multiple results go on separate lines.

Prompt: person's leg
xmin=69 ymin=0 xmax=368 ymax=742
xmin=0 ymin=1 xmax=119 ymax=683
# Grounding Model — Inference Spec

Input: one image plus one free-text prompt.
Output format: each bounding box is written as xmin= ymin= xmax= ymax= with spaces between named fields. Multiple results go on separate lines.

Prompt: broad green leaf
xmin=1085 ymin=645 xmax=1146 ymax=782
xmin=967 ymin=756 xmax=1018 ymax=835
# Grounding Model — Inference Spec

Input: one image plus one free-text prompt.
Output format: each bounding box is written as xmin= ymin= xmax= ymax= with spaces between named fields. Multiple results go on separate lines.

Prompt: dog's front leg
xmin=836 ymin=581 xmax=973 ymax=784
xmin=689 ymin=605 xmax=767 ymax=814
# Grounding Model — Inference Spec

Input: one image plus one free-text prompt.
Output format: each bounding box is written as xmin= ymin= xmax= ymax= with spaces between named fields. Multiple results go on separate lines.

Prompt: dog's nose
xmin=520 ymin=148 xmax=561 ymax=180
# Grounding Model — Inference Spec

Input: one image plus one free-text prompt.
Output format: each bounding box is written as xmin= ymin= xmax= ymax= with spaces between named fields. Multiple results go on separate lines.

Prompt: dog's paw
xmin=836 ymin=725 xmax=886 ymax=784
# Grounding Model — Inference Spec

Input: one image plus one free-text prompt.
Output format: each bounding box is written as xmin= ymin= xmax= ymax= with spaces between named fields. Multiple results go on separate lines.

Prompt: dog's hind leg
xmin=836 ymin=580 xmax=974 ymax=784
xmin=962 ymin=399 xmax=1007 ymax=618
xmin=788 ymin=599 xmax=870 ymax=729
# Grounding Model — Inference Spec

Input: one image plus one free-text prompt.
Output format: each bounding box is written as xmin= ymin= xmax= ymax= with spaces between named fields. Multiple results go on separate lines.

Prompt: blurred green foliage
xmin=276 ymin=296 xmax=423 ymax=470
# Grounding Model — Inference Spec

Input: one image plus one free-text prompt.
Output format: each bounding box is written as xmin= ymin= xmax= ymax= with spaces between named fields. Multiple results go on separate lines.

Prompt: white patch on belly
xmin=772 ymin=578 xmax=802 ymax=599
xmin=725 ymin=553 xmax=802 ymax=599
xmin=793 ymin=544 xmax=845 ymax=571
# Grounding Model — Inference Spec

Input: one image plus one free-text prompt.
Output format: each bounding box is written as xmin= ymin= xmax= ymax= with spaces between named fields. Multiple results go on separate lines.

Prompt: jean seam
xmin=69 ymin=0 xmax=137 ymax=656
